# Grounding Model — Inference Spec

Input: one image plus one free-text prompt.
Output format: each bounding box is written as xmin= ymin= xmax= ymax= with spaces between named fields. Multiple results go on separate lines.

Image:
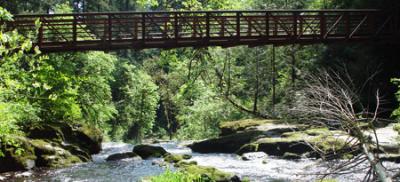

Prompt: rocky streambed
xmin=1 ymin=119 xmax=399 ymax=182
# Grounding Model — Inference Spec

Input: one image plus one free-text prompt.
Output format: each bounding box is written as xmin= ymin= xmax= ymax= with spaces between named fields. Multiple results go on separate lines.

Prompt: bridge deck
xmin=8 ymin=10 xmax=399 ymax=52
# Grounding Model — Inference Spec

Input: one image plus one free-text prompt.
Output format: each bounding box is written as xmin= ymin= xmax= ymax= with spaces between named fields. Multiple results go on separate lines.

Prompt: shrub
xmin=150 ymin=169 xmax=205 ymax=182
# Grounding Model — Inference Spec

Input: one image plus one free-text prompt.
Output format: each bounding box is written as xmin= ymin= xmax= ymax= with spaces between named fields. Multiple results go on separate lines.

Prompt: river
xmin=3 ymin=142 xmax=400 ymax=182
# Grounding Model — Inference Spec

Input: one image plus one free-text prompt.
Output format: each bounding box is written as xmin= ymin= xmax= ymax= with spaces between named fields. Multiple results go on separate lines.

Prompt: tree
xmin=293 ymin=70 xmax=394 ymax=182
xmin=111 ymin=61 xmax=159 ymax=142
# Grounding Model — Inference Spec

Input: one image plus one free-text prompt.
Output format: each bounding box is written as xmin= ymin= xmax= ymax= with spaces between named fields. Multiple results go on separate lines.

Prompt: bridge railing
xmin=6 ymin=10 xmax=397 ymax=51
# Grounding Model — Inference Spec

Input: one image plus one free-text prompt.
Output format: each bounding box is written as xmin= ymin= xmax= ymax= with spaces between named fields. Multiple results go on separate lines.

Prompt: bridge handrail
xmin=14 ymin=9 xmax=383 ymax=17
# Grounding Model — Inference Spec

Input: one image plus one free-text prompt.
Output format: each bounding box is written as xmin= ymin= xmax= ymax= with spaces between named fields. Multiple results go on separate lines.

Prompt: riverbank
xmin=1 ymin=119 xmax=399 ymax=182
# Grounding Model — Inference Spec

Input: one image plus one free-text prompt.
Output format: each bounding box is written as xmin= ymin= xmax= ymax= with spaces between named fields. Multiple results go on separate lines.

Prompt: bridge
xmin=8 ymin=10 xmax=399 ymax=52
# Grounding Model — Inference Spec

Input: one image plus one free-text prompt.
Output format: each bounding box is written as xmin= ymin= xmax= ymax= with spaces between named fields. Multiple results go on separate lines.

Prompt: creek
xmin=4 ymin=142 xmax=400 ymax=182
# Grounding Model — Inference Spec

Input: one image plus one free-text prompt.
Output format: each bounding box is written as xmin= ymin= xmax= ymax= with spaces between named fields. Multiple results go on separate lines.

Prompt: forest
xmin=0 ymin=0 xmax=399 ymax=182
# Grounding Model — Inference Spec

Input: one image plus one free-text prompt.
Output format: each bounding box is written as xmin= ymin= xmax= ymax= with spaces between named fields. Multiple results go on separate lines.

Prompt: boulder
xmin=380 ymin=154 xmax=400 ymax=163
xmin=219 ymin=119 xmax=275 ymax=136
xmin=106 ymin=152 xmax=140 ymax=161
xmin=73 ymin=125 xmax=103 ymax=154
xmin=0 ymin=136 xmax=36 ymax=173
xmin=237 ymin=138 xmax=312 ymax=156
xmin=237 ymin=128 xmax=355 ymax=159
xmin=25 ymin=122 xmax=103 ymax=155
xmin=282 ymin=152 xmax=301 ymax=160
xmin=163 ymin=154 xmax=192 ymax=163
xmin=174 ymin=160 xmax=198 ymax=167
xmin=30 ymin=139 xmax=82 ymax=168
xmin=189 ymin=131 xmax=263 ymax=153
xmin=0 ymin=121 xmax=104 ymax=172
xmin=133 ymin=145 xmax=168 ymax=159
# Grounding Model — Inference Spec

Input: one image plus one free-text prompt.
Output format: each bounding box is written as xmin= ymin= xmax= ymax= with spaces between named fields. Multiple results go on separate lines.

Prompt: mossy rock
xmin=25 ymin=124 xmax=65 ymax=143
xmin=30 ymin=139 xmax=82 ymax=168
xmin=133 ymin=145 xmax=168 ymax=159
xmin=174 ymin=160 xmax=198 ymax=167
xmin=237 ymin=128 xmax=354 ymax=159
xmin=189 ymin=130 xmax=264 ymax=153
xmin=73 ymin=125 xmax=103 ymax=154
xmin=380 ymin=154 xmax=400 ymax=163
xmin=282 ymin=152 xmax=301 ymax=160
xmin=106 ymin=152 xmax=140 ymax=161
xmin=164 ymin=154 xmax=192 ymax=163
xmin=0 ymin=136 xmax=36 ymax=172
xmin=219 ymin=119 xmax=278 ymax=136
xmin=181 ymin=164 xmax=238 ymax=182
xmin=25 ymin=122 xmax=103 ymax=155
xmin=61 ymin=144 xmax=91 ymax=162
xmin=394 ymin=124 xmax=400 ymax=134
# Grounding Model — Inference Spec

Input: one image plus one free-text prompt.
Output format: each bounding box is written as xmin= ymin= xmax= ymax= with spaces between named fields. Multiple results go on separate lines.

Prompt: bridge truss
xmin=7 ymin=10 xmax=399 ymax=52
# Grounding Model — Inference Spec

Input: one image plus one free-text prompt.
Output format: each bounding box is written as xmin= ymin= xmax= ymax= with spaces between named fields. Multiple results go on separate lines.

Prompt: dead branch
xmin=292 ymin=70 xmax=393 ymax=182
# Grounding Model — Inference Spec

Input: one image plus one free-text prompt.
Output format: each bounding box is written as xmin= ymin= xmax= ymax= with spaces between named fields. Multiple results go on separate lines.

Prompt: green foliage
xmin=392 ymin=78 xmax=400 ymax=120
xmin=0 ymin=7 xmax=42 ymax=157
xmin=0 ymin=9 xmax=40 ymax=128
xmin=75 ymin=52 xmax=117 ymax=127
xmin=110 ymin=61 xmax=159 ymax=141
xmin=150 ymin=169 xmax=204 ymax=182
xmin=394 ymin=123 xmax=400 ymax=134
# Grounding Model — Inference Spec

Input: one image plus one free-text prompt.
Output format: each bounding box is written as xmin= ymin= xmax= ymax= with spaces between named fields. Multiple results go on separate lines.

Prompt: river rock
xmin=241 ymin=152 xmax=267 ymax=161
xmin=0 ymin=122 xmax=103 ymax=172
xmin=282 ymin=152 xmax=301 ymax=160
xmin=133 ymin=145 xmax=168 ymax=159
xmin=219 ymin=119 xmax=273 ymax=136
xmin=163 ymin=154 xmax=192 ymax=163
xmin=0 ymin=136 xmax=36 ymax=173
xmin=26 ymin=122 xmax=103 ymax=155
xmin=380 ymin=154 xmax=400 ymax=163
xmin=30 ymin=139 xmax=82 ymax=168
xmin=188 ymin=131 xmax=264 ymax=153
xmin=237 ymin=128 xmax=355 ymax=159
xmin=106 ymin=152 xmax=140 ymax=161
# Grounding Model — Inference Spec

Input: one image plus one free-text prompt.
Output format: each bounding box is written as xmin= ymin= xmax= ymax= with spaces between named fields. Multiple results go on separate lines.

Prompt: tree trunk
xmin=253 ymin=48 xmax=260 ymax=112
xmin=361 ymin=143 xmax=392 ymax=182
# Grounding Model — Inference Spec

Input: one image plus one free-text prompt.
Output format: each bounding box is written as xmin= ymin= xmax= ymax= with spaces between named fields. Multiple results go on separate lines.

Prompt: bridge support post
xmin=293 ymin=12 xmax=298 ymax=41
xmin=265 ymin=12 xmax=269 ymax=40
xmin=107 ymin=14 xmax=112 ymax=50
xmin=236 ymin=12 xmax=241 ymax=42
xmin=319 ymin=11 xmax=326 ymax=40
xmin=206 ymin=12 xmax=210 ymax=44
xmin=38 ymin=17 xmax=43 ymax=48
xmin=174 ymin=12 xmax=179 ymax=43
xmin=72 ymin=15 xmax=77 ymax=45
xmin=142 ymin=13 xmax=146 ymax=45
xmin=271 ymin=45 xmax=276 ymax=117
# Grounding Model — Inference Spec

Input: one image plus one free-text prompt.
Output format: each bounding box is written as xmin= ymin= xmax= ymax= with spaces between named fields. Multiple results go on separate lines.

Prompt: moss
xmin=164 ymin=154 xmax=192 ymax=164
xmin=394 ymin=124 xmax=400 ymax=134
xmin=0 ymin=136 xmax=37 ymax=172
xmin=237 ymin=127 xmax=351 ymax=158
xmin=30 ymin=139 xmax=83 ymax=168
xmin=282 ymin=152 xmax=301 ymax=160
xmin=309 ymin=135 xmax=348 ymax=152
xmin=164 ymin=154 xmax=183 ymax=163
xmin=189 ymin=130 xmax=264 ymax=153
xmin=219 ymin=118 xmax=279 ymax=135
xmin=77 ymin=125 xmax=103 ymax=146
xmin=304 ymin=128 xmax=330 ymax=136
xmin=174 ymin=160 xmax=198 ymax=168
xmin=181 ymin=164 xmax=234 ymax=182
